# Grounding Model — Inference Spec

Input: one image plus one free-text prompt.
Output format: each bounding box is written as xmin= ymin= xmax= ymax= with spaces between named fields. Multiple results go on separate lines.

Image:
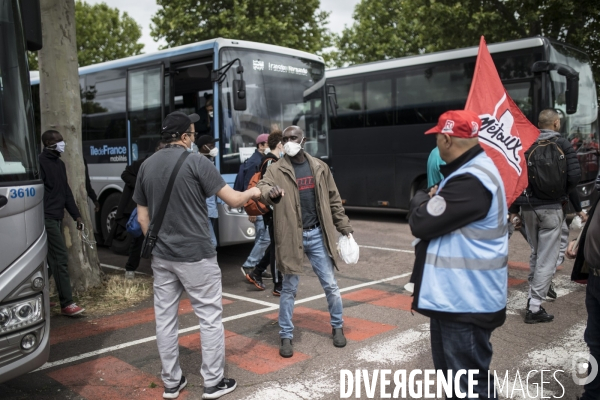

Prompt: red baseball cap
xmin=424 ymin=110 xmax=481 ymax=138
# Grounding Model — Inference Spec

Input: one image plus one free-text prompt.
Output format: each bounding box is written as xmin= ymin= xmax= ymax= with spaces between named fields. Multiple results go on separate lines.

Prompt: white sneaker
xmin=125 ymin=271 xmax=135 ymax=280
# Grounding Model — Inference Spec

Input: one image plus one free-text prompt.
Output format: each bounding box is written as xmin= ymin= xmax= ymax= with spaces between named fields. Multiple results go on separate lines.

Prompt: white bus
xmin=30 ymin=38 xmax=331 ymax=253
xmin=0 ymin=0 xmax=49 ymax=383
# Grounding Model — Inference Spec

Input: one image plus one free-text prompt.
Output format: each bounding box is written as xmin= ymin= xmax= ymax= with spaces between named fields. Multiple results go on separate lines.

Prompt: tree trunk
xmin=38 ymin=0 xmax=101 ymax=291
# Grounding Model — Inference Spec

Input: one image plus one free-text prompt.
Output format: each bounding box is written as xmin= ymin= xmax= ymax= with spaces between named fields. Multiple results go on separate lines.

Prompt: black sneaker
xmin=202 ymin=378 xmax=237 ymax=399
xmin=280 ymin=338 xmax=293 ymax=358
xmin=272 ymin=284 xmax=282 ymax=297
xmin=246 ymin=271 xmax=265 ymax=290
xmin=547 ymin=282 xmax=557 ymax=300
xmin=333 ymin=328 xmax=347 ymax=348
xmin=525 ymin=306 xmax=554 ymax=324
xmin=163 ymin=376 xmax=187 ymax=399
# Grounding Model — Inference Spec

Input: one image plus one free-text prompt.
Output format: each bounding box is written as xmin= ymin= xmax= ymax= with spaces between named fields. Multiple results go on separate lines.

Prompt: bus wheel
xmin=411 ymin=178 xmax=427 ymax=199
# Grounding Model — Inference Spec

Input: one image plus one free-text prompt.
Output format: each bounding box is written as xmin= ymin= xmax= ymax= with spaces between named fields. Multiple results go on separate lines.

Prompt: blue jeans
xmin=279 ymin=227 xmax=343 ymax=339
xmin=208 ymin=218 xmax=217 ymax=248
xmin=243 ymin=216 xmax=270 ymax=267
xmin=582 ymin=271 xmax=600 ymax=400
xmin=430 ymin=318 xmax=496 ymax=399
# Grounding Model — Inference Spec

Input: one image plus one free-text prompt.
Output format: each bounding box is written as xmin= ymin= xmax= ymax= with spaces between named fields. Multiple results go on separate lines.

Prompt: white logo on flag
xmin=478 ymin=94 xmax=523 ymax=174
xmin=442 ymin=120 xmax=454 ymax=133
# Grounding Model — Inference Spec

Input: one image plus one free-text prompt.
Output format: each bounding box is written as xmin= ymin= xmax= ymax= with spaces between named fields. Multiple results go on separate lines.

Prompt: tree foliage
xmin=29 ymin=1 xmax=144 ymax=69
xmin=330 ymin=0 xmax=600 ymax=96
xmin=150 ymin=0 xmax=333 ymax=58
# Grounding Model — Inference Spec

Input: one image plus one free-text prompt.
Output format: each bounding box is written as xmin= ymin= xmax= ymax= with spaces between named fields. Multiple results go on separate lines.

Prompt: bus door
xmin=127 ymin=64 xmax=164 ymax=164
xmin=169 ymin=57 xmax=215 ymax=138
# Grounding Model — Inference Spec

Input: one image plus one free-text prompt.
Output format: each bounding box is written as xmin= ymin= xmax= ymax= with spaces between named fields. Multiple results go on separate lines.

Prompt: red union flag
xmin=465 ymin=36 xmax=539 ymax=206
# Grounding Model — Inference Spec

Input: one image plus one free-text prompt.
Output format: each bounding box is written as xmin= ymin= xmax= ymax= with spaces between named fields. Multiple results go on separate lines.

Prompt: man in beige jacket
xmin=257 ymin=126 xmax=353 ymax=358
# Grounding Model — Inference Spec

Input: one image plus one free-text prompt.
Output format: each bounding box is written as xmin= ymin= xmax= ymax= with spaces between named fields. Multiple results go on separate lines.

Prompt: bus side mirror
xmin=233 ymin=79 xmax=246 ymax=111
xmin=532 ymin=61 xmax=579 ymax=114
xmin=20 ymin=0 xmax=43 ymax=51
xmin=327 ymin=84 xmax=338 ymax=118
xmin=233 ymin=64 xmax=246 ymax=111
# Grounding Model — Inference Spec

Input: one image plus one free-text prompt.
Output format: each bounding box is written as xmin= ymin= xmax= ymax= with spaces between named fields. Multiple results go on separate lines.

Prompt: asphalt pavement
xmin=1 ymin=211 xmax=590 ymax=399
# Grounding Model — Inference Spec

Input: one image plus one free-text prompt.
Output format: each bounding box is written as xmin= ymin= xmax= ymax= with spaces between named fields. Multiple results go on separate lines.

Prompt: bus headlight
xmin=0 ymin=295 xmax=43 ymax=334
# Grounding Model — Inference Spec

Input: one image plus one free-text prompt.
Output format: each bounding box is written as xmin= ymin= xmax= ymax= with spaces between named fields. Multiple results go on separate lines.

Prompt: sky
xmin=86 ymin=0 xmax=361 ymax=54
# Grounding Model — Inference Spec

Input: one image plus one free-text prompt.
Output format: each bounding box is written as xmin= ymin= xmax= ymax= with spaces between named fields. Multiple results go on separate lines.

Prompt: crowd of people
xmin=39 ymin=106 xmax=598 ymax=399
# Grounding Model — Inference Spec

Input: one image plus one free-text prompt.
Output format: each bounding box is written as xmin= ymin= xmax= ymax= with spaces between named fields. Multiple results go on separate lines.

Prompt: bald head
xmin=538 ymin=109 xmax=561 ymax=130
xmin=283 ymin=125 xmax=304 ymax=138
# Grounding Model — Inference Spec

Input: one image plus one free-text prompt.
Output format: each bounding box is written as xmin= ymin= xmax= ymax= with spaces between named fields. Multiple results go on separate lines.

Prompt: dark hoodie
xmin=509 ymin=129 xmax=581 ymax=212
xmin=39 ymin=149 xmax=81 ymax=220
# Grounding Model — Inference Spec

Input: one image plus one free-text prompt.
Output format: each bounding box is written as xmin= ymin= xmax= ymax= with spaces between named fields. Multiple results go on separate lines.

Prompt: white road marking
xmin=506 ymin=275 xmax=582 ymax=315
xmin=359 ymin=245 xmax=414 ymax=254
xmin=222 ymin=292 xmax=279 ymax=308
xmin=496 ymin=322 xmax=588 ymax=400
xmin=295 ymin=272 xmax=412 ymax=305
xmin=355 ymin=323 xmax=430 ymax=364
xmin=240 ymin=324 xmax=431 ymax=400
xmin=100 ymin=263 xmax=149 ymax=275
xmin=33 ymin=273 xmax=411 ymax=372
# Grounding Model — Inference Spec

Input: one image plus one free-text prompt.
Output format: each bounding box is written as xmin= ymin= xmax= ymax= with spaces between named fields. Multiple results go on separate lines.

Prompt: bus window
xmin=395 ymin=61 xmax=474 ymax=125
xmin=504 ymin=81 xmax=534 ymax=121
xmin=366 ymin=76 xmax=393 ymax=127
xmin=82 ymin=73 xmax=127 ymax=164
xmin=128 ymin=66 xmax=163 ymax=162
xmin=331 ymin=80 xmax=364 ymax=129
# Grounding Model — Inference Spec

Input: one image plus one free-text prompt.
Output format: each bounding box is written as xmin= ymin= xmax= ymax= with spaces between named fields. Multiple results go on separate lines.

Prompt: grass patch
xmin=49 ymin=272 xmax=153 ymax=318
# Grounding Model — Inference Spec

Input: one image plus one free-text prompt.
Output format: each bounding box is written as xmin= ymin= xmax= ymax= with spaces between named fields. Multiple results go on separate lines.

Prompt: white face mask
xmin=284 ymin=141 xmax=302 ymax=157
xmin=51 ymin=141 xmax=66 ymax=153
xmin=208 ymin=111 xmax=214 ymax=118
xmin=263 ymin=148 xmax=271 ymax=155
xmin=208 ymin=147 xmax=219 ymax=157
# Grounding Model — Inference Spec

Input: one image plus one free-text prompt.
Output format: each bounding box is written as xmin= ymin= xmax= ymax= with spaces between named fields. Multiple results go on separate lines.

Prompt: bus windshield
xmin=0 ymin=0 xmax=38 ymax=182
xmin=549 ymin=43 xmax=598 ymax=154
xmin=219 ymin=48 xmax=327 ymax=174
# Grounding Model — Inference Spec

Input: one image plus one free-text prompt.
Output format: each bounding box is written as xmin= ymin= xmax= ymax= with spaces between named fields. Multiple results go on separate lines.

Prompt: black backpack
xmin=526 ymin=137 xmax=568 ymax=200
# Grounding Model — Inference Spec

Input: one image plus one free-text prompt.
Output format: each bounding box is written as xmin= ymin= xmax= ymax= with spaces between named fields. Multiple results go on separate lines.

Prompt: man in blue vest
xmin=409 ymin=110 xmax=507 ymax=399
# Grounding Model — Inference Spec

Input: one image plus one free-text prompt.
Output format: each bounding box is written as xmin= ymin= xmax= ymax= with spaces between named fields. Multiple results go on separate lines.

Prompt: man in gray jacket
xmin=509 ymin=108 xmax=581 ymax=324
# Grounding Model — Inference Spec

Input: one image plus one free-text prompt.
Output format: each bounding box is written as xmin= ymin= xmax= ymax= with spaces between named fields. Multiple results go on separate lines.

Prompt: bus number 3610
xmin=9 ymin=187 xmax=36 ymax=198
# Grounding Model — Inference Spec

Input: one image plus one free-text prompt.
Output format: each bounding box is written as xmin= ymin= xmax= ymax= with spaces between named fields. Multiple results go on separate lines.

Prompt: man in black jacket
xmin=120 ymin=140 xmax=166 ymax=279
xmin=246 ymin=131 xmax=284 ymax=295
xmin=39 ymin=130 xmax=85 ymax=317
xmin=567 ymin=196 xmax=600 ymax=400
xmin=509 ymin=109 xmax=581 ymax=324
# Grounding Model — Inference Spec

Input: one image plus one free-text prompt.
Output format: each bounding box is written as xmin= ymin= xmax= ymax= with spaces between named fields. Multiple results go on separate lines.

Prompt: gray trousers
xmin=152 ymin=255 xmax=225 ymax=388
xmin=522 ymin=208 xmax=564 ymax=303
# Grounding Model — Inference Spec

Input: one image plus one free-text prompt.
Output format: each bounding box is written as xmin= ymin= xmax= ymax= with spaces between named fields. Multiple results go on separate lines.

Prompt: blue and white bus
xmin=30 ymin=38 xmax=330 ymax=253
xmin=0 ymin=0 xmax=49 ymax=383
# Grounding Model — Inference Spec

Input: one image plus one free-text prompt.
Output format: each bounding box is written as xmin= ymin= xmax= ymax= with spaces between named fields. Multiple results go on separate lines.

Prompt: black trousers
xmin=125 ymin=234 xmax=144 ymax=271
xmin=253 ymin=219 xmax=282 ymax=284
xmin=45 ymin=219 xmax=74 ymax=308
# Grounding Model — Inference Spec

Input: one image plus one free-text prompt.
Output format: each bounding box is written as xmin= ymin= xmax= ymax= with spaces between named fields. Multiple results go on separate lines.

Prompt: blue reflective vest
xmin=418 ymin=152 xmax=508 ymax=314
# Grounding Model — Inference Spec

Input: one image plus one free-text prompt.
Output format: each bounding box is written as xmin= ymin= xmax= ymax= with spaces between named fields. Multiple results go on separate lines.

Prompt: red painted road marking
xmin=508 ymin=277 xmax=527 ymax=287
xmin=47 ymin=355 xmax=180 ymax=399
xmin=50 ymin=298 xmax=233 ymax=345
xmin=509 ymin=261 xmax=563 ymax=271
xmin=342 ymin=288 xmax=413 ymax=311
xmin=265 ymin=306 xmax=395 ymax=341
xmin=179 ymin=330 xmax=309 ymax=374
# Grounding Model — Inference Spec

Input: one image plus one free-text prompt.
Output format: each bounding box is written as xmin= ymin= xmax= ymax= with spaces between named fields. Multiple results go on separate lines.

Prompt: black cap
xmin=161 ymin=111 xmax=200 ymax=139
xmin=197 ymin=134 xmax=219 ymax=148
